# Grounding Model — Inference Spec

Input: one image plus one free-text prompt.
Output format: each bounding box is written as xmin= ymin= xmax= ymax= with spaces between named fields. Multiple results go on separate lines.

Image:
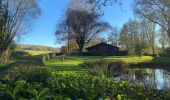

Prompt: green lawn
xmin=25 ymin=50 xmax=50 ymax=56
xmin=45 ymin=56 xmax=95 ymax=72
xmin=0 ymin=64 xmax=5 ymax=68
xmin=151 ymin=56 xmax=170 ymax=63
xmin=45 ymin=56 xmax=158 ymax=72
xmin=104 ymin=56 xmax=154 ymax=63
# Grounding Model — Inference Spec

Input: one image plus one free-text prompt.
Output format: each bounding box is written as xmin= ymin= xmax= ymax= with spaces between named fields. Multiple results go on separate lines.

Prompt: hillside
xmin=16 ymin=44 xmax=60 ymax=52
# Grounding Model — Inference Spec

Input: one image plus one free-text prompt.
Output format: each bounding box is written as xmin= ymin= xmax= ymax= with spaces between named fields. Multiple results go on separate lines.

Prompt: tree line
xmin=111 ymin=19 xmax=169 ymax=56
xmin=0 ymin=0 xmax=117 ymax=62
xmin=1 ymin=0 xmax=170 ymax=62
xmin=55 ymin=0 xmax=111 ymax=55
xmin=116 ymin=0 xmax=170 ymax=55
xmin=56 ymin=0 xmax=170 ymax=56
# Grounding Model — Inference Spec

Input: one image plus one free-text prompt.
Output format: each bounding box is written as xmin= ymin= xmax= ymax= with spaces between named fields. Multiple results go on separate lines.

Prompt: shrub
xmin=49 ymin=53 xmax=56 ymax=58
xmin=12 ymin=51 xmax=45 ymax=65
xmin=82 ymin=60 xmax=128 ymax=77
xmin=41 ymin=54 xmax=52 ymax=64
xmin=0 ymin=61 xmax=49 ymax=83
xmin=54 ymin=53 xmax=63 ymax=56
xmin=42 ymin=55 xmax=47 ymax=64
xmin=45 ymin=54 xmax=50 ymax=60
xmin=0 ymin=72 xmax=168 ymax=99
xmin=0 ymin=80 xmax=53 ymax=100
xmin=12 ymin=51 xmax=31 ymax=59
xmin=48 ymin=72 xmax=168 ymax=99
xmin=0 ymin=42 xmax=16 ymax=63
xmin=43 ymin=54 xmax=50 ymax=61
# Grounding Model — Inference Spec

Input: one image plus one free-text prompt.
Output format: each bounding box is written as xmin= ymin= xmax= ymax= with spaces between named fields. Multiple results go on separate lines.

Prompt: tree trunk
xmin=77 ymin=38 xmax=85 ymax=56
xmin=151 ymin=46 xmax=155 ymax=55
xmin=0 ymin=50 xmax=10 ymax=63
xmin=167 ymin=28 xmax=170 ymax=39
xmin=150 ymin=40 xmax=155 ymax=55
xmin=162 ymin=43 xmax=165 ymax=54
xmin=0 ymin=42 xmax=14 ymax=63
xmin=67 ymin=41 xmax=70 ymax=54
xmin=79 ymin=46 xmax=83 ymax=56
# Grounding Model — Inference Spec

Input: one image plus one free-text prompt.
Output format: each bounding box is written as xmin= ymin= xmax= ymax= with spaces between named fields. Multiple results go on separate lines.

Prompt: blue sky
xmin=19 ymin=0 xmax=134 ymax=48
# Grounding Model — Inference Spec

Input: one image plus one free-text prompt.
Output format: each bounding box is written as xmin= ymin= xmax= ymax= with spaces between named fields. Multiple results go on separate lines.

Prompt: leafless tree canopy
xmin=56 ymin=2 xmax=111 ymax=54
xmin=134 ymin=0 xmax=170 ymax=37
xmin=86 ymin=0 xmax=121 ymax=8
xmin=0 ymin=0 xmax=40 ymax=59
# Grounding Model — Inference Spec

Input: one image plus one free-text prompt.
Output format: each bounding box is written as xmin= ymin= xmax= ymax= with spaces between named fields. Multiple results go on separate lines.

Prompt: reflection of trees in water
xmin=150 ymin=69 xmax=157 ymax=88
xmin=121 ymin=69 xmax=149 ymax=84
xmin=162 ymin=70 xmax=170 ymax=90
xmin=121 ymin=68 xmax=170 ymax=90
xmin=134 ymin=69 xmax=148 ymax=80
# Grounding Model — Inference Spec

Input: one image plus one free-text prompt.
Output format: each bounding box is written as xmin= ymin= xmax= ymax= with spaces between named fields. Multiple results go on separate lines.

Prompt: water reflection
xmin=114 ymin=68 xmax=170 ymax=90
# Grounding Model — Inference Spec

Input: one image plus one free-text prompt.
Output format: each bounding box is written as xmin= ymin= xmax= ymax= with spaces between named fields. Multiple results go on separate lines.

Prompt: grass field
xmin=103 ymin=56 xmax=154 ymax=63
xmin=0 ymin=64 xmax=5 ymax=68
xmin=45 ymin=56 xmax=92 ymax=72
xmin=24 ymin=50 xmax=49 ymax=56
xmin=45 ymin=56 xmax=160 ymax=72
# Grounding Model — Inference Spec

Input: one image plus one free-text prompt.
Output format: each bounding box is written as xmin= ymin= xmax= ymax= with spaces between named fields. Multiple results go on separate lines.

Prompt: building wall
xmin=88 ymin=46 xmax=119 ymax=52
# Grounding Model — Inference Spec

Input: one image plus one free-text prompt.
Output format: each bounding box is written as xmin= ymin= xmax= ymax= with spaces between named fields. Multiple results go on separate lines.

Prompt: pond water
xmin=114 ymin=68 xmax=170 ymax=90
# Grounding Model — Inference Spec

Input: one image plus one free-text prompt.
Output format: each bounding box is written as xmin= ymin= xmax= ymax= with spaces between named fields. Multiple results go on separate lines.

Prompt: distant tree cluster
xmin=118 ymin=19 xmax=148 ymax=56
xmin=107 ymin=19 xmax=170 ymax=56
xmin=104 ymin=0 xmax=170 ymax=56
xmin=55 ymin=0 xmax=170 ymax=56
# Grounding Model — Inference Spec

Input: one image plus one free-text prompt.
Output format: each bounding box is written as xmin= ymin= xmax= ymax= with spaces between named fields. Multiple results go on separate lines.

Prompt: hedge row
xmin=0 ymin=51 xmax=58 ymax=83
xmin=0 ymin=61 xmax=49 ymax=83
xmin=41 ymin=53 xmax=62 ymax=64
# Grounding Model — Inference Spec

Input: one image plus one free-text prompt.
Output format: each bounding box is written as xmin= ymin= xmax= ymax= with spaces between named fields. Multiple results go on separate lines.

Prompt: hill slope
xmin=16 ymin=44 xmax=60 ymax=52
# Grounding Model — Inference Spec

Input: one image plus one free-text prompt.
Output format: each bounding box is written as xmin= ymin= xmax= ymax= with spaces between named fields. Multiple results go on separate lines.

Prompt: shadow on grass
xmin=151 ymin=56 xmax=170 ymax=63
xmin=49 ymin=66 xmax=86 ymax=71
xmin=129 ymin=56 xmax=170 ymax=72
xmin=152 ymin=56 xmax=170 ymax=72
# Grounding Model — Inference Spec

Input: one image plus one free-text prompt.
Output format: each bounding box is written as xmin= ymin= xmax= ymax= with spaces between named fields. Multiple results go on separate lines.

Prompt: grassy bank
xmin=24 ymin=50 xmax=49 ymax=56
xmin=45 ymin=56 xmax=170 ymax=72
xmin=45 ymin=56 xmax=91 ymax=72
xmin=0 ymin=64 xmax=5 ymax=68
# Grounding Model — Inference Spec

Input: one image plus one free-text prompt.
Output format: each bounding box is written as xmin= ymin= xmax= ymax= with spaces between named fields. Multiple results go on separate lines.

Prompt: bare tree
xmin=140 ymin=19 xmax=157 ymax=54
xmin=134 ymin=0 xmax=170 ymax=38
xmin=0 ymin=0 xmax=40 ymax=61
xmin=56 ymin=19 xmax=75 ymax=54
xmin=56 ymin=7 xmax=110 ymax=55
xmin=108 ymin=26 xmax=120 ymax=46
xmin=119 ymin=23 xmax=129 ymax=51
xmin=159 ymin=27 xmax=169 ymax=53
xmin=86 ymin=0 xmax=122 ymax=8
xmin=119 ymin=19 xmax=149 ymax=55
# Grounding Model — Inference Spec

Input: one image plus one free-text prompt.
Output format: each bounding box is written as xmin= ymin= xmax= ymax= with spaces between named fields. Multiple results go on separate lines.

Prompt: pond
xmin=114 ymin=68 xmax=170 ymax=90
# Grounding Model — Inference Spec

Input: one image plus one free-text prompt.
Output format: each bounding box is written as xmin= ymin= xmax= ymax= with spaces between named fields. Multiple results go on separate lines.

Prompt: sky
xmin=18 ymin=0 xmax=134 ymax=48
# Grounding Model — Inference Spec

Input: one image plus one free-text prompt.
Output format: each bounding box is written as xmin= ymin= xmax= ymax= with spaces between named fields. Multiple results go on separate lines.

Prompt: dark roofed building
xmin=86 ymin=43 xmax=119 ymax=52
xmin=165 ymin=47 xmax=170 ymax=54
